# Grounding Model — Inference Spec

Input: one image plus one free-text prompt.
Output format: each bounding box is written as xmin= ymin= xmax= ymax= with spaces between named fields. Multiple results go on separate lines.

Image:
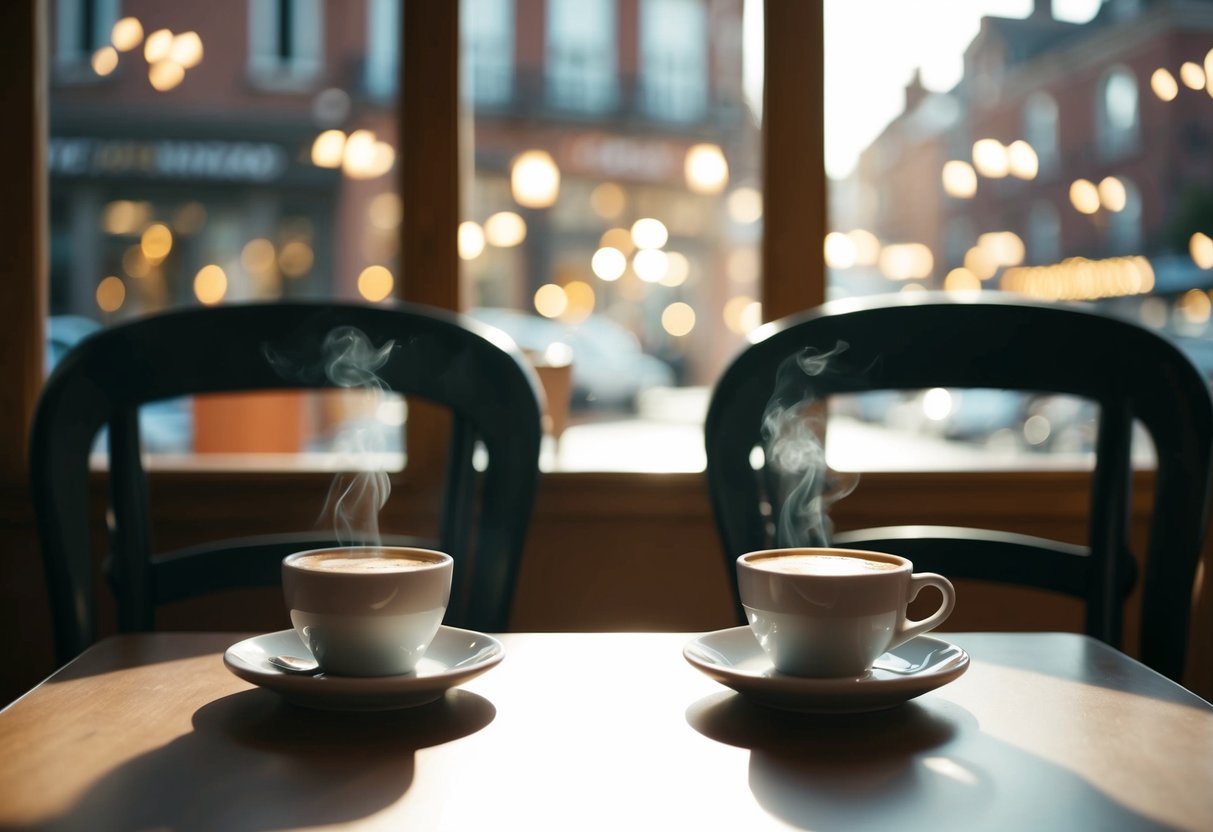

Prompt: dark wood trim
xmin=0 ymin=0 xmax=47 ymax=486
xmin=761 ymin=0 xmax=824 ymax=320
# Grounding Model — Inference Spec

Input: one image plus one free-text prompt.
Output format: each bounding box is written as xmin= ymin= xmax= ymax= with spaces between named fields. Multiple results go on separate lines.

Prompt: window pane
xmin=461 ymin=0 xmax=762 ymax=473
xmin=48 ymin=0 xmax=404 ymax=467
xmin=825 ymin=0 xmax=1206 ymax=470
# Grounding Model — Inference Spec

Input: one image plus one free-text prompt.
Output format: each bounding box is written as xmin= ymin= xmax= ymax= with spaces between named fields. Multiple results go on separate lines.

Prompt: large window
xmin=545 ymin=0 xmax=618 ymax=114
xmin=640 ymin=0 xmax=709 ymax=123
xmin=826 ymin=0 xmax=1213 ymax=469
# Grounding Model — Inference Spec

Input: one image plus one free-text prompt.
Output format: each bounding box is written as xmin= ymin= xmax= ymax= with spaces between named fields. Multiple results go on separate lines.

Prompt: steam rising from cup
xmin=762 ymin=341 xmax=859 ymax=547
xmin=318 ymin=326 xmax=396 ymax=547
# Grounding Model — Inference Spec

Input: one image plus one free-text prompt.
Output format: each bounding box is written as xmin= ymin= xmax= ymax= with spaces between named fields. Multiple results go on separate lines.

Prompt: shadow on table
xmin=686 ymin=691 xmax=1177 ymax=831
xmin=14 ymin=687 xmax=494 ymax=832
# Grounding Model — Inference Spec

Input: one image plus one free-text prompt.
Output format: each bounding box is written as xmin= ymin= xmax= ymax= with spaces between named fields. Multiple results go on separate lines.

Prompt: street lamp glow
xmin=972 ymin=139 xmax=1009 ymax=179
xmin=1151 ymin=68 xmax=1179 ymax=102
xmin=511 ymin=150 xmax=560 ymax=209
xmin=591 ymin=247 xmax=627 ymax=281
xmin=684 ymin=143 xmax=729 ymax=194
xmin=631 ymin=218 xmax=669 ymax=250
xmin=942 ymin=161 xmax=977 ymax=198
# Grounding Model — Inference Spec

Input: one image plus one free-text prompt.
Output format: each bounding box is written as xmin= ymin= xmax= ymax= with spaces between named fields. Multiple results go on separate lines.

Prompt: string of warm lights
xmin=90 ymin=17 xmax=203 ymax=92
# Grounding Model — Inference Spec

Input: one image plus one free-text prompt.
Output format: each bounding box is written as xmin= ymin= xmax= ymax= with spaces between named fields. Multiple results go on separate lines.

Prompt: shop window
xmin=640 ymin=0 xmax=708 ymax=123
xmin=54 ymin=0 xmax=119 ymax=78
xmin=364 ymin=0 xmax=400 ymax=100
xmin=1022 ymin=91 xmax=1059 ymax=177
xmin=1097 ymin=66 xmax=1139 ymax=159
xmin=248 ymin=0 xmax=324 ymax=89
xmin=545 ymin=0 xmax=617 ymax=114
xmin=462 ymin=0 xmax=514 ymax=107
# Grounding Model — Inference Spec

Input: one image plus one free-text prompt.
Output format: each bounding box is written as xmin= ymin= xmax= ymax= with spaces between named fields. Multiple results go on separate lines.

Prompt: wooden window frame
xmin=5 ymin=1 xmax=1209 ymax=697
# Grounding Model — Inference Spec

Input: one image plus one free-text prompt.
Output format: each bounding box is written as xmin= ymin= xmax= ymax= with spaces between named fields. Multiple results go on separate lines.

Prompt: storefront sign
xmin=49 ymin=137 xmax=291 ymax=183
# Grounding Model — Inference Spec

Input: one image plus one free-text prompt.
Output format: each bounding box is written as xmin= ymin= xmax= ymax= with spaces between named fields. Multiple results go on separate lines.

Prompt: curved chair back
xmin=705 ymin=293 xmax=1213 ymax=680
xmin=31 ymin=301 xmax=545 ymax=663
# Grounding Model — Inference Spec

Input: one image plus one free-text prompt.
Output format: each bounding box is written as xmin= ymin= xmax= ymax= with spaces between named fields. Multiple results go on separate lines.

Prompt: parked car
xmin=467 ymin=308 xmax=676 ymax=410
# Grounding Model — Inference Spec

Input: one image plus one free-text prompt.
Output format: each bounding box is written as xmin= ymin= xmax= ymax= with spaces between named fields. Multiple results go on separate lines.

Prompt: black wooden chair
xmin=705 ymin=292 xmax=1213 ymax=681
xmin=31 ymin=301 xmax=545 ymax=665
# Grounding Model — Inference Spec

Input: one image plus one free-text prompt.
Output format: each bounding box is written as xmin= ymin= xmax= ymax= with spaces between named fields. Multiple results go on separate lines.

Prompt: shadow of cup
xmin=687 ymin=691 xmax=992 ymax=831
xmin=40 ymin=688 xmax=495 ymax=832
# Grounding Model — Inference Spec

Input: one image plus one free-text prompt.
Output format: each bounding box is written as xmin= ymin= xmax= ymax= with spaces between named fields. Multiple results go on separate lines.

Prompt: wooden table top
xmin=1 ymin=631 xmax=1210 ymax=831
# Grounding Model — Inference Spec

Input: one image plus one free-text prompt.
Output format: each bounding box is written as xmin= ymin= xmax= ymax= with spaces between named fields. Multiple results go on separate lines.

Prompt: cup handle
xmin=890 ymin=572 xmax=956 ymax=650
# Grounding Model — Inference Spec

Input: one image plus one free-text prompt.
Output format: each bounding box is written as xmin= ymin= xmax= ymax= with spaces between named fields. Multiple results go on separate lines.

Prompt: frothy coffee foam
xmin=752 ymin=553 xmax=900 ymax=576
xmin=292 ymin=552 xmax=436 ymax=573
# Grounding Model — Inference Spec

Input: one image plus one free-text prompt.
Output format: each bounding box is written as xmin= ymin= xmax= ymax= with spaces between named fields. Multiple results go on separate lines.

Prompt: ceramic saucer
xmin=684 ymin=627 xmax=969 ymax=714
xmin=224 ymin=626 xmax=504 ymax=711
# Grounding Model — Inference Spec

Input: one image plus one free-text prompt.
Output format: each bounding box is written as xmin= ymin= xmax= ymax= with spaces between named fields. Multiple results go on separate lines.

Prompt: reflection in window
xmin=1097 ymin=66 xmax=1139 ymax=158
xmin=1022 ymin=91 xmax=1058 ymax=176
xmin=1027 ymin=200 xmax=1060 ymax=264
xmin=1107 ymin=177 xmax=1142 ymax=253
xmin=546 ymin=0 xmax=617 ymax=114
xmin=462 ymin=0 xmax=514 ymax=107
xmin=365 ymin=0 xmax=400 ymax=100
xmin=640 ymin=0 xmax=708 ymax=123
xmin=248 ymin=0 xmax=324 ymax=88
xmin=54 ymin=0 xmax=119 ymax=73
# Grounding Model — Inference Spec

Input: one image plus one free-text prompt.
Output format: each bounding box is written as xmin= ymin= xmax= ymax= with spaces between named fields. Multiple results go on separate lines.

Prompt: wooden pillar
xmin=762 ymin=0 xmax=825 ymax=320
xmin=0 ymin=0 xmax=48 ymax=484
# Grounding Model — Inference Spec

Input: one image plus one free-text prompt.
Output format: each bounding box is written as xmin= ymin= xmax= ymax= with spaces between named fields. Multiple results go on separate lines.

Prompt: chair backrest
xmin=31 ymin=301 xmax=545 ymax=664
xmin=705 ymin=292 xmax=1213 ymax=681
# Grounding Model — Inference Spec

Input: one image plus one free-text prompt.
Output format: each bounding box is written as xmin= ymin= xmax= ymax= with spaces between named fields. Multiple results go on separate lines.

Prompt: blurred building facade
xmin=835 ymin=0 xmax=1213 ymax=338
xmin=48 ymin=0 xmax=759 ymax=404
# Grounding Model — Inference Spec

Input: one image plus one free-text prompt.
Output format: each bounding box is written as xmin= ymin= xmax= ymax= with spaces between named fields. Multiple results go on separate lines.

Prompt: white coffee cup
xmin=737 ymin=547 xmax=956 ymax=678
xmin=281 ymin=546 xmax=453 ymax=677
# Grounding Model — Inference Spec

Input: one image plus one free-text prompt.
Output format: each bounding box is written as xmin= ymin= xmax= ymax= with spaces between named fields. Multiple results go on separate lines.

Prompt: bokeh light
xmin=660 ymin=251 xmax=691 ymax=287
xmin=661 ymin=302 xmax=696 ymax=336
xmin=1180 ymin=288 xmax=1212 ymax=323
xmin=684 ymin=143 xmax=729 ymax=195
xmin=590 ymin=182 xmax=626 ymax=219
xmin=633 ymin=249 xmax=669 ymax=283
xmin=357 ymin=265 xmax=394 ymax=302
xmin=458 ymin=221 xmax=486 ymax=260
xmin=1181 ymin=61 xmax=1206 ymax=90
xmin=599 ymin=227 xmax=634 ymax=255
xmin=96 ymin=276 xmax=126 ymax=313
xmin=972 ymin=139 xmax=1009 ymax=178
xmin=484 ymin=212 xmax=527 ymax=247
xmin=140 ymin=223 xmax=173 ymax=263
xmin=1190 ymin=232 xmax=1213 ymax=269
xmin=241 ymin=238 xmax=276 ymax=275
xmin=144 ymin=28 xmax=173 ymax=63
xmin=591 ymin=247 xmax=627 ymax=281
xmin=1098 ymin=176 xmax=1127 ymax=212
xmin=511 ymin=150 xmax=561 ymax=209
xmin=1069 ymin=179 xmax=1101 ymax=214
xmin=941 ymin=160 xmax=977 ymax=198
xmin=944 ymin=268 xmax=982 ymax=292
xmin=848 ymin=229 xmax=881 ymax=265
xmin=1007 ymin=141 xmax=1039 ymax=180
xmin=1151 ymin=68 xmax=1179 ymax=101
xmin=193 ymin=265 xmax=227 ymax=305
xmin=311 ymin=130 xmax=347 ymax=168
xmin=562 ymin=280 xmax=596 ymax=323
xmin=91 ymin=46 xmax=118 ymax=76
xmin=631 ymin=218 xmax=669 ymax=250
xmin=824 ymin=231 xmax=857 ymax=269
xmin=727 ymin=187 xmax=763 ymax=223
xmin=278 ymin=240 xmax=314 ymax=277
xmin=148 ymin=60 xmax=185 ymax=92
xmin=534 ymin=284 xmax=568 ymax=318
xmin=111 ymin=17 xmax=144 ymax=52
xmin=878 ymin=243 xmax=933 ymax=280
xmin=170 ymin=31 xmax=203 ymax=68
